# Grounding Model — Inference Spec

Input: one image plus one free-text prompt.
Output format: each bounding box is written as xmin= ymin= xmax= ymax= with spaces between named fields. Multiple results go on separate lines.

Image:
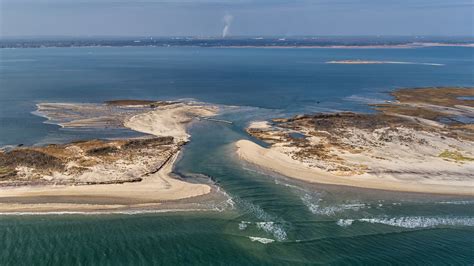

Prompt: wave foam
xmin=337 ymin=216 xmax=474 ymax=228
xmin=336 ymin=219 xmax=354 ymax=227
xmin=301 ymin=194 xmax=365 ymax=216
xmin=239 ymin=221 xmax=251 ymax=230
xmin=249 ymin=236 xmax=275 ymax=244
xmin=436 ymin=200 xmax=474 ymax=205
xmin=233 ymin=198 xmax=288 ymax=241
xmin=256 ymin=221 xmax=287 ymax=241
xmin=0 ymin=208 xmax=213 ymax=216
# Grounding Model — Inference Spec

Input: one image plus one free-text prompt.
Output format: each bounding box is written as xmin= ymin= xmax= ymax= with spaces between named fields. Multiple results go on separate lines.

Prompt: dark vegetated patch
xmin=0 ymin=149 xmax=64 ymax=170
xmin=0 ymin=166 xmax=17 ymax=179
xmin=86 ymin=146 xmax=119 ymax=156
xmin=123 ymin=137 xmax=174 ymax=149
xmin=105 ymin=100 xmax=156 ymax=106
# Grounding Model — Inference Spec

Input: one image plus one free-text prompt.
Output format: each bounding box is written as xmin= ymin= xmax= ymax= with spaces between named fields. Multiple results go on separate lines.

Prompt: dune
xmin=0 ymin=102 xmax=219 ymax=213
xmin=236 ymin=87 xmax=474 ymax=196
xmin=235 ymin=139 xmax=474 ymax=196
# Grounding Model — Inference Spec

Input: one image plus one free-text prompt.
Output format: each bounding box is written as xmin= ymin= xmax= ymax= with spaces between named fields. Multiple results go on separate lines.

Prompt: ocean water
xmin=0 ymin=46 xmax=473 ymax=265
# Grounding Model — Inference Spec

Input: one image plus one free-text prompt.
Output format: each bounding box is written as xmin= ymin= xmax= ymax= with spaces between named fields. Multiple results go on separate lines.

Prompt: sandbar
xmin=0 ymin=101 xmax=223 ymax=213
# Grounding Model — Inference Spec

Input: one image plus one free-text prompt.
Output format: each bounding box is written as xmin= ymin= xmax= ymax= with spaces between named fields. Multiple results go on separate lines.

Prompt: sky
xmin=0 ymin=0 xmax=473 ymax=37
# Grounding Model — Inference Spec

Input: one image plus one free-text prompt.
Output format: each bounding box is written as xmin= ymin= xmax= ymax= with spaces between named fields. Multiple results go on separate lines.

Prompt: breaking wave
xmin=256 ymin=221 xmax=287 ymax=241
xmin=248 ymin=236 xmax=275 ymax=244
xmin=239 ymin=221 xmax=251 ymax=230
xmin=436 ymin=200 xmax=474 ymax=205
xmin=233 ymin=198 xmax=288 ymax=241
xmin=0 ymin=208 xmax=213 ymax=216
xmin=336 ymin=219 xmax=354 ymax=227
xmin=301 ymin=194 xmax=366 ymax=216
xmin=337 ymin=216 xmax=474 ymax=228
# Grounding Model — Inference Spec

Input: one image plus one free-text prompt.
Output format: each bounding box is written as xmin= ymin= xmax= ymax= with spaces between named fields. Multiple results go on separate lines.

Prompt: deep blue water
xmin=1 ymin=46 xmax=473 ymax=146
xmin=0 ymin=46 xmax=473 ymax=265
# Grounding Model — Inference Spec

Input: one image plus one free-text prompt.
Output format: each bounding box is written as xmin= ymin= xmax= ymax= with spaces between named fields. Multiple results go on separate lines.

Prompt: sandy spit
xmin=235 ymin=139 xmax=474 ymax=196
xmin=0 ymin=103 xmax=218 ymax=213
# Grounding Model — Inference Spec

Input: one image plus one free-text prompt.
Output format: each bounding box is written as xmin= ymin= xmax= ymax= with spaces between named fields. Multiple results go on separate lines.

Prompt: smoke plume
xmin=222 ymin=14 xmax=233 ymax=38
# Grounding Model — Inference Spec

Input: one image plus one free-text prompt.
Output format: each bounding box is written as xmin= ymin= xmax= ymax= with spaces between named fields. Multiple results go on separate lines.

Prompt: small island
xmin=236 ymin=87 xmax=474 ymax=195
xmin=327 ymin=60 xmax=396 ymax=64
xmin=326 ymin=60 xmax=444 ymax=66
xmin=0 ymin=101 xmax=224 ymax=213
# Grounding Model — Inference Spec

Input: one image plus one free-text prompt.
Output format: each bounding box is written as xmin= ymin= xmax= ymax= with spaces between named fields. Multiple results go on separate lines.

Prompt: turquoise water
xmin=0 ymin=47 xmax=473 ymax=264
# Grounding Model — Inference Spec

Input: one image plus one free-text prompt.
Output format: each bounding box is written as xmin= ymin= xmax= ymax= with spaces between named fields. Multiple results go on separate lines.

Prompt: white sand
xmin=235 ymin=139 xmax=474 ymax=196
xmin=0 ymin=103 xmax=218 ymax=213
xmin=326 ymin=60 xmax=444 ymax=66
xmin=248 ymin=121 xmax=271 ymax=129
xmin=125 ymin=102 xmax=217 ymax=142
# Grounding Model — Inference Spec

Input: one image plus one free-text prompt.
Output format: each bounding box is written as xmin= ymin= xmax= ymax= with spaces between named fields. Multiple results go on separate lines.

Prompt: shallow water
xmin=0 ymin=46 xmax=473 ymax=264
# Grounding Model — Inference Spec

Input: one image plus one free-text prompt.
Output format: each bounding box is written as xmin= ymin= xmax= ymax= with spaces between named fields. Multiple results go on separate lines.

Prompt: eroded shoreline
xmin=0 ymin=100 xmax=228 ymax=213
xmin=236 ymin=87 xmax=474 ymax=196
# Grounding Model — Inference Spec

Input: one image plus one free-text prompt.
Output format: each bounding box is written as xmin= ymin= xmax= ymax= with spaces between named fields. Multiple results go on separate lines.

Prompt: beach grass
xmin=0 ymin=166 xmax=16 ymax=178
xmin=439 ymin=150 xmax=474 ymax=162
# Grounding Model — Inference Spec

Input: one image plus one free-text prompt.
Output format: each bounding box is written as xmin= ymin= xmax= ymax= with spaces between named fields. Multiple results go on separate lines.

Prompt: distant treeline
xmin=0 ymin=36 xmax=473 ymax=48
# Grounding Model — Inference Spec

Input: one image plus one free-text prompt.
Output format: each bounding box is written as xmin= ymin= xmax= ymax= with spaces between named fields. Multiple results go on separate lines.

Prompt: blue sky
xmin=1 ymin=0 xmax=472 ymax=37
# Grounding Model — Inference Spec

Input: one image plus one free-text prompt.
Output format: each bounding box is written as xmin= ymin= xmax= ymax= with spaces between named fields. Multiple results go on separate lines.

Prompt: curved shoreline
xmin=0 ymin=102 xmax=222 ymax=214
xmin=236 ymin=139 xmax=474 ymax=196
xmin=0 ymin=147 xmax=214 ymax=214
xmin=236 ymin=87 xmax=474 ymax=196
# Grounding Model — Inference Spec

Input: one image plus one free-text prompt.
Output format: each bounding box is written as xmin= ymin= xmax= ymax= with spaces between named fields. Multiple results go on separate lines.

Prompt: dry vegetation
xmin=0 ymin=136 xmax=177 ymax=186
xmin=246 ymin=87 xmax=474 ymax=177
xmin=105 ymin=99 xmax=180 ymax=108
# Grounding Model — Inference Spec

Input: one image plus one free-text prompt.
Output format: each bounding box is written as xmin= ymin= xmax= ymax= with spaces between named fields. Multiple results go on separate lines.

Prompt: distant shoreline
xmin=326 ymin=60 xmax=445 ymax=66
xmin=1 ymin=38 xmax=473 ymax=49
xmin=219 ymin=43 xmax=474 ymax=49
xmin=2 ymin=44 xmax=473 ymax=49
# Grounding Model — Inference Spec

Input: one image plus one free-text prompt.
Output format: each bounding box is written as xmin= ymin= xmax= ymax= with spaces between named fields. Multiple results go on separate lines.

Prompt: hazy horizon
xmin=1 ymin=0 xmax=473 ymax=38
xmin=1 ymin=35 xmax=473 ymax=39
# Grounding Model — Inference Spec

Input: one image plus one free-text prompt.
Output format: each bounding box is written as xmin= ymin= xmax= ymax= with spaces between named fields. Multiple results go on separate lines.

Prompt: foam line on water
xmin=301 ymin=194 xmax=366 ymax=216
xmin=0 ymin=208 xmax=216 ymax=216
xmin=233 ymin=198 xmax=288 ymax=241
xmin=255 ymin=221 xmax=287 ymax=241
xmin=337 ymin=216 xmax=474 ymax=228
xmin=436 ymin=200 xmax=474 ymax=205
xmin=248 ymin=236 xmax=275 ymax=244
xmin=336 ymin=219 xmax=354 ymax=227
xmin=239 ymin=221 xmax=251 ymax=230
